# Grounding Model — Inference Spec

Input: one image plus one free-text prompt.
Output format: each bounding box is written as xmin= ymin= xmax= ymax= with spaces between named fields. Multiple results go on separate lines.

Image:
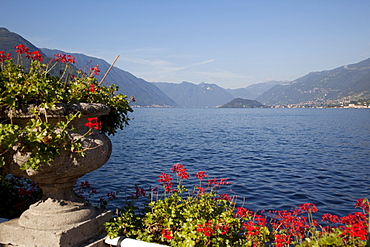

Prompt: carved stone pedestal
xmin=0 ymin=210 xmax=111 ymax=247
xmin=0 ymin=103 xmax=113 ymax=247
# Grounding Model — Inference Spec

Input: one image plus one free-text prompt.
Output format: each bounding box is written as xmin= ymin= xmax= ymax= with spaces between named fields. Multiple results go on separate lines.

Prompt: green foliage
xmin=105 ymin=164 xmax=370 ymax=247
xmin=9 ymin=112 xmax=83 ymax=171
xmin=105 ymin=193 xmax=257 ymax=246
xmin=0 ymin=45 xmax=132 ymax=171
xmin=105 ymin=164 xmax=272 ymax=246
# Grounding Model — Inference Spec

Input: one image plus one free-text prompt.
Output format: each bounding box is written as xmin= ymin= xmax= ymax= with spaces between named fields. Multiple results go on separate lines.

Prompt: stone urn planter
xmin=0 ymin=43 xmax=133 ymax=246
xmin=0 ymin=103 xmax=113 ymax=246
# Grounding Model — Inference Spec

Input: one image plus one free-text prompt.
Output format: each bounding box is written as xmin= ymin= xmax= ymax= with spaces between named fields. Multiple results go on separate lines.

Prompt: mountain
xmin=41 ymin=49 xmax=179 ymax=107
xmin=154 ymin=81 xmax=234 ymax=108
xmin=0 ymin=28 xmax=43 ymax=57
xmin=245 ymin=81 xmax=288 ymax=98
xmin=256 ymin=59 xmax=370 ymax=105
xmin=0 ymin=27 xmax=178 ymax=107
xmin=0 ymin=27 xmax=77 ymax=77
xmin=154 ymin=80 xmax=286 ymax=108
xmin=218 ymin=98 xmax=267 ymax=108
xmin=4 ymin=27 xmax=370 ymax=108
xmin=225 ymin=88 xmax=255 ymax=100
xmin=226 ymin=81 xmax=287 ymax=100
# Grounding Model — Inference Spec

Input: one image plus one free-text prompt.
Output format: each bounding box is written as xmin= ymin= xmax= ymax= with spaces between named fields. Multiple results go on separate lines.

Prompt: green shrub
xmin=105 ymin=164 xmax=369 ymax=247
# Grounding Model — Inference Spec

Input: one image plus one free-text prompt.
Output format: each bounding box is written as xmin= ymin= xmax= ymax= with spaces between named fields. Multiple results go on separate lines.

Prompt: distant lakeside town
xmin=271 ymin=99 xmax=370 ymax=109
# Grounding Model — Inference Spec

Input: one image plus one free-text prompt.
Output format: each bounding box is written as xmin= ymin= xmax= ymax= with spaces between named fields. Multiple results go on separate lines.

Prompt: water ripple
xmin=80 ymin=108 xmax=370 ymax=217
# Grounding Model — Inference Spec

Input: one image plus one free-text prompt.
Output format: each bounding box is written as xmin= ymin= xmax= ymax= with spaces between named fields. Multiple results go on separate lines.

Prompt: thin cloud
xmin=181 ymin=59 xmax=216 ymax=70
xmin=194 ymin=70 xmax=250 ymax=80
xmin=124 ymin=56 xmax=215 ymax=73
xmin=124 ymin=57 xmax=173 ymax=67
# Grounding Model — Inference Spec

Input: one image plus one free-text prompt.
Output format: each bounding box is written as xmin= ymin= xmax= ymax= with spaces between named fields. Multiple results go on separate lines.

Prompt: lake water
xmin=80 ymin=108 xmax=370 ymax=217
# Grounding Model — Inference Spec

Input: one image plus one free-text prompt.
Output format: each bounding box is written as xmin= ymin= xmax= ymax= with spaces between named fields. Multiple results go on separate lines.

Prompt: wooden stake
xmin=99 ymin=55 xmax=120 ymax=85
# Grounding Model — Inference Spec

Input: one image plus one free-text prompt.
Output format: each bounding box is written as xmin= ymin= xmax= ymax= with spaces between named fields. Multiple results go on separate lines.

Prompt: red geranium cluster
xmin=90 ymin=65 xmax=100 ymax=76
xmin=161 ymin=229 xmax=172 ymax=240
xmin=197 ymin=221 xmax=215 ymax=237
xmin=274 ymin=234 xmax=292 ymax=247
xmin=108 ymin=164 xmax=370 ymax=246
xmin=89 ymin=84 xmax=96 ymax=93
xmin=170 ymin=163 xmax=189 ymax=179
xmin=207 ymin=177 xmax=232 ymax=187
xmin=267 ymin=200 xmax=370 ymax=245
xmin=158 ymin=173 xmax=175 ymax=193
xmin=195 ymin=171 xmax=207 ymax=181
xmin=15 ymin=44 xmax=43 ymax=62
xmin=158 ymin=164 xmax=233 ymax=198
xmin=165 ymin=165 xmax=369 ymax=245
xmin=235 ymin=207 xmax=253 ymax=218
xmin=84 ymin=117 xmax=102 ymax=130
xmin=0 ymin=51 xmax=11 ymax=63
xmin=52 ymin=53 xmax=75 ymax=64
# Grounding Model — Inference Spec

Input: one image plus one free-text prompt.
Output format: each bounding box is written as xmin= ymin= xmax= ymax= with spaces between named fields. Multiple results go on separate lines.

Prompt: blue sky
xmin=2 ymin=0 xmax=370 ymax=89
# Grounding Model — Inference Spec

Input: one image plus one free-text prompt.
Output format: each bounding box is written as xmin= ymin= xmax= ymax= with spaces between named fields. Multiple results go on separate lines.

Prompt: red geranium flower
xmin=85 ymin=117 xmax=102 ymax=130
xmin=161 ymin=229 xmax=172 ymax=240
xmin=0 ymin=51 xmax=11 ymax=62
xmin=89 ymin=84 xmax=96 ymax=93
xmin=15 ymin=44 xmax=29 ymax=54
xmin=52 ymin=53 xmax=75 ymax=64
xmin=26 ymin=50 xmax=43 ymax=62
xmin=90 ymin=65 xmax=100 ymax=76
xmin=195 ymin=171 xmax=207 ymax=181
xmin=171 ymin=163 xmax=189 ymax=180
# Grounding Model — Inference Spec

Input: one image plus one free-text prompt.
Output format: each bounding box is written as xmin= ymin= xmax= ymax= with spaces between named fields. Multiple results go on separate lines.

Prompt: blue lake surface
xmin=80 ymin=108 xmax=370 ymax=217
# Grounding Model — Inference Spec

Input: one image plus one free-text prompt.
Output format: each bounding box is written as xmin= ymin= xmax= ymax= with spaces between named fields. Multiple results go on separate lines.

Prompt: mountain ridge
xmin=2 ymin=27 xmax=370 ymax=108
xmin=0 ymin=27 xmax=178 ymax=107
xmin=154 ymin=81 xmax=235 ymax=108
xmin=0 ymin=27 xmax=79 ymax=78
xmin=226 ymin=81 xmax=287 ymax=100
xmin=41 ymin=48 xmax=179 ymax=107
xmin=256 ymin=58 xmax=370 ymax=106
xmin=0 ymin=28 xmax=43 ymax=57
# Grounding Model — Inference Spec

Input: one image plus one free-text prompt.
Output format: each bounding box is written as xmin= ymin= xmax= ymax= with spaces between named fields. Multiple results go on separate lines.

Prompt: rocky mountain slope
xmin=256 ymin=59 xmax=370 ymax=105
xmin=226 ymin=81 xmax=287 ymax=100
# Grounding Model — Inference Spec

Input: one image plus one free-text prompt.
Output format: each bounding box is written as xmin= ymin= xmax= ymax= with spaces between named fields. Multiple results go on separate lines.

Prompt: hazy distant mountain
xmin=226 ymin=81 xmax=287 ymax=100
xmin=257 ymin=59 xmax=370 ymax=105
xmin=225 ymin=88 xmax=255 ymax=100
xmin=219 ymin=98 xmax=267 ymax=108
xmin=245 ymin=81 xmax=287 ymax=98
xmin=154 ymin=81 xmax=234 ymax=108
xmin=40 ymin=49 xmax=178 ymax=107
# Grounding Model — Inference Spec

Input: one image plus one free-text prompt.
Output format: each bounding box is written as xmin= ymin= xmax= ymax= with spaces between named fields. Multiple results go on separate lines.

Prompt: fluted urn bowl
xmin=2 ymin=103 xmax=112 ymax=230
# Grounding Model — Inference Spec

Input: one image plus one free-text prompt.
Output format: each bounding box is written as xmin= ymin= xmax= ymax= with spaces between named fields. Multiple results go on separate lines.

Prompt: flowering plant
xmin=0 ymin=44 xmax=132 ymax=171
xmin=105 ymin=164 xmax=369 ymax=246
